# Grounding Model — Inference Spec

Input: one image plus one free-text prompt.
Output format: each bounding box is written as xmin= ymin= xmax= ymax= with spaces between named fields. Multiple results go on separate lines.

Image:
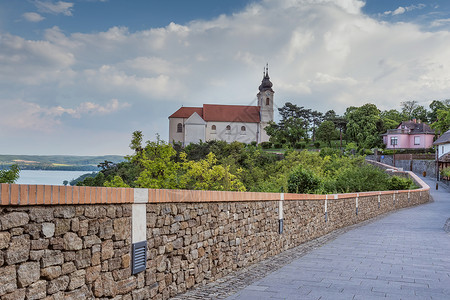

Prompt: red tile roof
xmin=203 ymin=104 xmax=260 ymax=123
xmin=169 ymin=104 xmax=261 ymax=123
xmin=169 ymin=107 xmax=203 ymax=119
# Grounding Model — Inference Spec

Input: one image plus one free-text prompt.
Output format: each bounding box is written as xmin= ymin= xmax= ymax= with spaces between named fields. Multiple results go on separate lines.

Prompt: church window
xmin=211 ymin=125 xmax=216 ymax=134
xmin=226 ymin=125 xmax=231 ymax=134
xmin=177 ymin=123 xmax=182 ymax=133
xmin=266 ymin=98 xmax=270 ymax=105
xmin=241 ymin=126 xmax=246 ymax=135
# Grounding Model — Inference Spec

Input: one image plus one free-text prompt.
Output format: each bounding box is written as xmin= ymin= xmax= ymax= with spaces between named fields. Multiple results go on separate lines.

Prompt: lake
xmin=16 ymin=170 xmax=95 ymax=186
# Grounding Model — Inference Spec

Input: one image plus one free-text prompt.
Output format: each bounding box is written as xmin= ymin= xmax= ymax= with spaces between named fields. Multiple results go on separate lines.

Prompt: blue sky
xmin=1 ymin=0 xmax=450 ymax=155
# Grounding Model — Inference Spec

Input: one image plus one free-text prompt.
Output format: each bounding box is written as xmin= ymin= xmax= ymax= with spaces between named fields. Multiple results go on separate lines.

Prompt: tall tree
xmin=316 ymin=120 xmax=338 ymax=147
xmin=431 ymin=108 xmax=450 ymax=134
xmin=401 ymin=100 xmax=419 ymax=120
xmin=345 ymin=103 xmax=383 ymax=149
xmin=428 ymin=100 xmax=450 ymax=123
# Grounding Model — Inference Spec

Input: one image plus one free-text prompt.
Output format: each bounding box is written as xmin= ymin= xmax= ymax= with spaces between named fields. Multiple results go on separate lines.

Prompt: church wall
xmin=169 ymin=118 xmax=185 ymax=144
xmin=185 ymin=123 xmax=206 ymax=145
xmin=205 ymin=122 xmax=258 ymax=144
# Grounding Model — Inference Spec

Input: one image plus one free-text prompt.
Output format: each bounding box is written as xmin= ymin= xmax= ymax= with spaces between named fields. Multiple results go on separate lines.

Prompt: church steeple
xmin=259 ymin=64 xmax=273 ymax=93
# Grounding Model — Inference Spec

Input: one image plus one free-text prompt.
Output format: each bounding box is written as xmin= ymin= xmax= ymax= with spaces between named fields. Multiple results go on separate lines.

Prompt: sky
xmin=1 ymin=0 xmax=450 ymax=156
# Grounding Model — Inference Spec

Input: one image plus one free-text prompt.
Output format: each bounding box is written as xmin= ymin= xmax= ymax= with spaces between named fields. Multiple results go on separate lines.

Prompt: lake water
xmin=16 ymin=170 xmax=95 ymax=186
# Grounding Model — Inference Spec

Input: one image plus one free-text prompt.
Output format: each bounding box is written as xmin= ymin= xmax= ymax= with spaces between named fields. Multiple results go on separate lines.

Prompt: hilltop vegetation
xmin=0 ymin=155 xmax=125 ymax=171
xmin=75 ymin=131 xmax=416 ymax=193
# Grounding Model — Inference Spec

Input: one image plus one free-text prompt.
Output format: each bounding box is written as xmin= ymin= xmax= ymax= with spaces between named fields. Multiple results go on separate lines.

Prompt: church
xmin=168 ymin=67 xmax=274 ymax=146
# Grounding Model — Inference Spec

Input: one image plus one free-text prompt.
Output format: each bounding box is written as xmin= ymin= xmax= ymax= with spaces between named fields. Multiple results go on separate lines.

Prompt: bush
xmin=319 ymin=147 xmax=340 ymax=158
xmin=441 ymin=167 xmax=450 ymax=179
xmin=273 ymin=143 xmax=282 ymax=149
xmin=313 ymin=141 xmax=321 ymax=148
xmin=388 ymin=176 xmax=415 ymax=190
xmin=260 ymin=141 xmax=272 ymax=149
xmin=287 ymin=166 xmax=322 ymax=194
xmin=295 ymin=142 xmax=306 ymax=149
xmin=250 ymin=141 xmax=257 ymax=146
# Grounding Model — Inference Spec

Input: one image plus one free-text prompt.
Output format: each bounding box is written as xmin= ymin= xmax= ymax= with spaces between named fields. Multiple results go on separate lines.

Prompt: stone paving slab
xmin=172 ymin=175 xmax=449 ymax=300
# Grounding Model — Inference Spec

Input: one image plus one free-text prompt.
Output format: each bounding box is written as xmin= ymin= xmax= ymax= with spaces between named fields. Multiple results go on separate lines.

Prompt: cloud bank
xmin=1 ymin=0 xmax=450 ymax=154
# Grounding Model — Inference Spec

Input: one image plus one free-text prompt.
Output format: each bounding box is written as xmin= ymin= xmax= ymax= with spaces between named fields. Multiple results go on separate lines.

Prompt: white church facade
xmin=168 ymin=67 xmax=275 ymax=146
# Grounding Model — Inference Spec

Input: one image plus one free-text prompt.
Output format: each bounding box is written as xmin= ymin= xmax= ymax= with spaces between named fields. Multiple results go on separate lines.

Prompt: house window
xmin=390 ymin=137 xmax=398 ymax=146
xmin=442 ymin=146 xmax=445 ymax=154
xmin=266 ymin=98 xmax=270 ymax=105
xmin=241 ymin=126 xmax=246 ymax=135
xmin=177 ymin=123 xmax=182 ymax=133
xmin=414 ymin=136 xmax=420 ymax=145
xmin=211 ymin=125 xmax=216 ymax=134
xmin=226 ymin=125 xmax=231 ymax=134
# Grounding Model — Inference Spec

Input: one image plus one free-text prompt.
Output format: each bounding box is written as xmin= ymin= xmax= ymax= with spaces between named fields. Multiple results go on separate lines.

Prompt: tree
xmin=345 ymin=103 xmax=383 ymax=149
xmin=63 ymin=180 xmax=68 ymax=186
xmin=310 ymin=110 xmax=323 ymax=142
xmin=401 ymin=100 xmax=419 ymax=120
xmin=431 ymin=108 xmax=450 ymax=134
xmin=380 ymin=109 xmax=404 ymax=131
xmin=0 ymin=164 xmax=20 ymax=183
xmin=428 ymin=100 xmax=450 ymax=123
xmin=411 ymin=105 xmax=428 ymax=123
xmin=316 ymin=120 xmax=338 ymax=147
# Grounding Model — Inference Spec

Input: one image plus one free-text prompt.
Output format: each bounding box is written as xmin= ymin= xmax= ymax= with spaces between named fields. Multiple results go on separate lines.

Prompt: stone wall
xmin=0 ymin=170 xmax=430 ymax=300
xmin=366 ymin=155 xmax=437 ymax=177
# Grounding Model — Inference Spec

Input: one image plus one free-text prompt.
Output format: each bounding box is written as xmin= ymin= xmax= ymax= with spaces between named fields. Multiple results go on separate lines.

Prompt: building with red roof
xmin=169 ymin=67 xmax=274 ymax=145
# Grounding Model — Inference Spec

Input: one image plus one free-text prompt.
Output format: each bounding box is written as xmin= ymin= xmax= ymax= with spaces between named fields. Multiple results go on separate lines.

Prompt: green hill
xmin=0 ymin=155 xmax=125 ymax=171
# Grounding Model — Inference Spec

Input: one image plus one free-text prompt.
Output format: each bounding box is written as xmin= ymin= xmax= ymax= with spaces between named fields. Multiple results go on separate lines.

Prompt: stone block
xmin=42 ymin=223 xmax=55 ymax=238
xmin=1 ymin=288 xmax=26 ymax=300
xmin=54 ymin=219 xmax=71 ymax=236
xmin=116 ymin=276 xmax=137 ymax=295
xmin=30 ymin=250 xmax=44 ymax=261
xmin=74 ymin=248 xmax=91 ymax=269
xmin=49 ymin=237 xmax=64 ymax=250
xmin=63 ymin=286 xmax=92 ymax=300
xmin=41 ymin=250 xmax=64 ymax=268
xmin=71 ymin=218 xmax=79 ymax=232
xmin=109 ymin=257 xmax=122 ymax=271
xmin=29 ymin=207 xmax=53 ymax=222
xmin=41 ymin=266 xmax=62 ymax=280
xmin=0 ymin=212 xmax=29 ymax=230
xmin=102 ymin=240 xmax=114 ymax=260
xmin=83 ymin=235 xmax=101 ymax=248
xmin=47 ymin=275 xmax=69 ymax=294
xmin=5 ymin=234 xmax=30 ymax=265
xmin=54 ymin=207 xmax=75 ymax=219
xmin=31 ymin=239 xmax=50 ymax=250
xmin=121 ymin=253 xmax=131 ymax=268
xmin=113 ymin=217 xmax=130 ymax=241
xmin=68 ymin=269 xmax=86 ymax=290
xmin=98 ymin=219 xmax=114 ymax=239
xmin=61 ymin=262 xmax=76 ymax=275
xmin=0 ymin=265 xmax=17 ymax=296
xmin=101 ymin=272 xmax=118 ymax=297
xmin=26 ymin=280 xmax=46 ymax=300
xmin=17 ymin=261 xmax=40 ymax=287
xmin=0 ymin=231 xmax=11 ymax=249
xmin=86 ymin=265 xmax=101 ymax=283
xmin=63 ymin=232 xmax=82 ymax=250
xmin=24 ymin=224 xmax=41 ymax=239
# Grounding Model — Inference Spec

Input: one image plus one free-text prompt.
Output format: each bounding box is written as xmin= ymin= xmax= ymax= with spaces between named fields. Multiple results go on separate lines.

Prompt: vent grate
xmin=131 ymin=241 xmax=147 ymax=274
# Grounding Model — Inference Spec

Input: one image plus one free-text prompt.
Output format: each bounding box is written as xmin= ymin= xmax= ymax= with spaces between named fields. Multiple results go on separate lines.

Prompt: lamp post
xmin=393 ymin=143 xmax=396 ymax=168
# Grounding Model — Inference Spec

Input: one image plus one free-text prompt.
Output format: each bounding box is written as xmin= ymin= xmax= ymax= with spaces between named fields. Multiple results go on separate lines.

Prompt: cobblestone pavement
xmin=172 ymin=175 xmax=450 ymax=300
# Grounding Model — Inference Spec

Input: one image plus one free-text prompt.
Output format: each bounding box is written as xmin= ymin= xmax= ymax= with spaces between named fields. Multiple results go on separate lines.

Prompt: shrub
xmin=260 ymin=141 xmax=272 ymax=149
xmin=319 ymin=147 xmax=340 ymax=158
xmin=388 ymin=176 xmax=415 ymax=190
xmin=441 ymin=167 xmax=450 ymax=179
xmin=313 ymin=141 xmax=321 ymax=148
xmin=295 ymin=142 xmax=306 ymax=149
xmin=287 ymin=166 xmax=322 ymax=194
xmin=250 ymin=141 xmax=257 ymax=146
xmin=273 ymin=142 xmax=282 ymax=149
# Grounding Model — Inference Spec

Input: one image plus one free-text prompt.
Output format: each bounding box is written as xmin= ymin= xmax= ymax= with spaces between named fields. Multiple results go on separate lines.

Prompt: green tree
xmin=428 ymin=100 xmax=450 ymax=123
xmin=0 ymin=164 xmax=20 ymax=183
xmin=431 ymin=108 xmax=450 ymax=134
xmin=316 ymin=120 xmax=338 ymax=147
xmin=345 ymin=103 xmax=383 ymax=149
xmin=401 ymin=100 xmax=419 ymax=120
xmin=380 ymin=109 xmax=404 ymax=130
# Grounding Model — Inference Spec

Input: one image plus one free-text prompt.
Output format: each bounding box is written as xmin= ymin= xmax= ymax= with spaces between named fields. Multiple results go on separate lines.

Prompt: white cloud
xmin=35 ymin=1 xmax=74 ymax=16
xmin=22 ymin=12 xmax=45 ymax=22
xmin=0 ymin=99 xmax=130 ymax=132
xmin=384 ymin=4 xmax=426 ymax=16
xmin=2 ymin=0 xmax=450 ymax=154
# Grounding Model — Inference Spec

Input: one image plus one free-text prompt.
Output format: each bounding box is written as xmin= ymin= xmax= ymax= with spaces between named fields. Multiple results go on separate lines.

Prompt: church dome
xmin=259 ymin=65 xmax=273 ymax=92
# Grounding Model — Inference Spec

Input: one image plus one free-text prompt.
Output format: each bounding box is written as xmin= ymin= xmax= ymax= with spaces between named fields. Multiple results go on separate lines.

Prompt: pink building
xmin=382 ymin=120 xmax=435 ymax=150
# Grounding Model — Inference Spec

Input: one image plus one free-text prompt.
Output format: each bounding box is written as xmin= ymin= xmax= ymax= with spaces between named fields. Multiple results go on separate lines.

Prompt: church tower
xmin=257 ymin=64 xmax=274 ymax=143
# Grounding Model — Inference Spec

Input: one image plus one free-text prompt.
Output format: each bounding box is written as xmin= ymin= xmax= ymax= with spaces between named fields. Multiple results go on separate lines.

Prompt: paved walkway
xmin=174 ymin=175 xmax=449 ymax=300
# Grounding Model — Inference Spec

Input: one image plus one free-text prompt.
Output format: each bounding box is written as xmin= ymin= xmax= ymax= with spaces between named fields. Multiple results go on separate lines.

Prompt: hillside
xmin=0 ymin=155 xmax=125 ymax=171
